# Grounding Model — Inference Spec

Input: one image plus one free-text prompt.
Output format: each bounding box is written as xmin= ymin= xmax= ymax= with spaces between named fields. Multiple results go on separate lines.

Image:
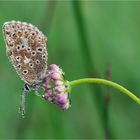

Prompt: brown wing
xmin=3 ymin=21 xmax=48 ymax=86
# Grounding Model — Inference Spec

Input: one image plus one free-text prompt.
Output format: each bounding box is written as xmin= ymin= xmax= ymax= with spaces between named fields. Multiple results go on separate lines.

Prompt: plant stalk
xmin=70 ymin=78 xmax=140 ymax=105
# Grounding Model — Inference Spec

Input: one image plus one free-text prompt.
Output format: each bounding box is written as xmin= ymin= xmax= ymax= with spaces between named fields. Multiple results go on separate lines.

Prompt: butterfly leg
xmin=34 ymin=90 xmax=41 ymax=97
xmin=34 ymin=84 xmax=41 ymax=97
xmin=19 ymin=84 xmax=30 ymax=118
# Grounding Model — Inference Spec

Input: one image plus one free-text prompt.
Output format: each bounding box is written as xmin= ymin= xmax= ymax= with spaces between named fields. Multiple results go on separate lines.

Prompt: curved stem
xmin=70 ymin=78 xmax=140 ymax=105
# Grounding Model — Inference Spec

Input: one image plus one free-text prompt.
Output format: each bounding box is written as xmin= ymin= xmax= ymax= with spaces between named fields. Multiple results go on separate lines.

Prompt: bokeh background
xmin=0 ymin=0 xmax=140 ymax=139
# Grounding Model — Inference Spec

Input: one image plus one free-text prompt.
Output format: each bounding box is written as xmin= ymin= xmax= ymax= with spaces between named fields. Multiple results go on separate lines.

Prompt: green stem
xmin=70 ymin=78 xmax=140 ymax=105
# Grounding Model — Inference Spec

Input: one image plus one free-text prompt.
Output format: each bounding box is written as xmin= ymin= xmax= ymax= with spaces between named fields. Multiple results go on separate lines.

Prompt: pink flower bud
xmin=54 ymin=80 xmax=64 ymax=86
xmin=48 ymin=64 xmax=59 ymax=71
xmin=57 ymin=93 xmax=68 ymax=104
xmin=41 ymin=64 xmax=70 ymax=110
xmin=51 ymin=72 xmax=62 ymax=80
xmin=54 ymin=85 xmax=65 ymax=93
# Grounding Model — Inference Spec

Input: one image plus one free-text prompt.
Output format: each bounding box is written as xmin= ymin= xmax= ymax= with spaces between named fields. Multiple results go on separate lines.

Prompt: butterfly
xmin=3 ymin=21 xmax=70 ymax=117
xmin=3 ymin=21 xmax=48 ymax=117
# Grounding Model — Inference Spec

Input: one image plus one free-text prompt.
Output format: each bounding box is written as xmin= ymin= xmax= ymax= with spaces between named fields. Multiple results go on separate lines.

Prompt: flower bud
xmin=41 ymin=64 xmax=70 ymax=110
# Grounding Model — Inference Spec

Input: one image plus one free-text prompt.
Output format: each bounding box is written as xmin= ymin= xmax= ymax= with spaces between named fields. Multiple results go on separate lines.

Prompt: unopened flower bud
xmin=41 ymin=64 xmax=70 ymax=110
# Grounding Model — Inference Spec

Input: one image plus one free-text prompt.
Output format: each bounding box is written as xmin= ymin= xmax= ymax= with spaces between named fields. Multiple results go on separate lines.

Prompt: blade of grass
xmin=40 ymin=1 xmax=57 ymax=33
xmin=72 ymin=1 xmax=111 ymax=138
xmin=72 ymin=0 xmax=102 ymax=112
xmin=103 ymin=63 xmax=111 ymax=139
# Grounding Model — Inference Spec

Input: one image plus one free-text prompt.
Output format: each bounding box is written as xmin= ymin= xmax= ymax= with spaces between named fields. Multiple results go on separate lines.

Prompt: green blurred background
xmin=0 ymin=0 xmax=140 ymax=139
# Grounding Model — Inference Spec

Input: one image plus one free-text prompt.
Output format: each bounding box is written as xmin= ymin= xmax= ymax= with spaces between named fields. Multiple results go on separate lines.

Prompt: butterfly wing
xmin=3 ymin=21 xmax=48 ymax=86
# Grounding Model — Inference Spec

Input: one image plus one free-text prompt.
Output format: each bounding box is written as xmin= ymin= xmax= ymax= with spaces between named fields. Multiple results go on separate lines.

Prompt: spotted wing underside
xmin=3 ymin=21 xmax=48 ymax=86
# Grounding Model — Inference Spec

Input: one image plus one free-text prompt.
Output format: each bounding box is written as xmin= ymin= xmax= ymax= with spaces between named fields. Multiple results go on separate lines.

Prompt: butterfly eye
xmin=24 ymin=83 xmax=30 ymax=91
xmin=23 ymin=70 xmax=28 ymax=75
